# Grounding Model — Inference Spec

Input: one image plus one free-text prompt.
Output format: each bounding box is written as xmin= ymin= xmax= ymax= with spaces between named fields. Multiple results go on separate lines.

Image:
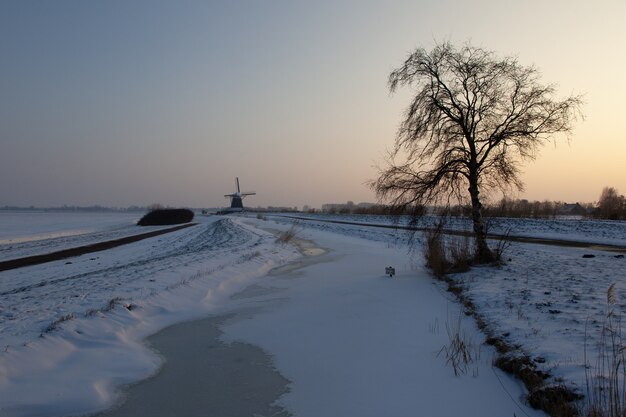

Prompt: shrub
xmin=138 ymin=208 xmax=194 ymax=226
xmin=276 ymin=223 xmax=300 ymax=244
xmin=424 ymin=218 xmax=474 ymax=277
xmin=448 ymin=236 xmax=472 ymax=273
xmin=425 ymin=224 xmax=448 ymax=277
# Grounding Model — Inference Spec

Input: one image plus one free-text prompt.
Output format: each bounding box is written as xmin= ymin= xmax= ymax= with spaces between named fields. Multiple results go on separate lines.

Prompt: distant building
xmin=558 ymin=203 xmax=588 ymax=216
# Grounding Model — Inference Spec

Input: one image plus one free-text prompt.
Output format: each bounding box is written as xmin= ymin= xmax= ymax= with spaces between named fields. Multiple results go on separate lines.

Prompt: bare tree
xmin=373 ymin=42 xmax=582 ymax=263
xmin=597 ymin=187 xmax=625 ymax=220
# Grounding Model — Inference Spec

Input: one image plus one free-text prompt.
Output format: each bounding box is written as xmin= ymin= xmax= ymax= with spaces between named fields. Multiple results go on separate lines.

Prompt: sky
xmin=1 ymin=0 xmax=624 ymax=209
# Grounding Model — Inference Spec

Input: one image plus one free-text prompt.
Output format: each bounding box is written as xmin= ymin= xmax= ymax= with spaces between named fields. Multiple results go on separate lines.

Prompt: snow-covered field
xmin=288 ymin=213 xmax=626 ymax=247
xmin=0 ymin=210 xmax=624 ymax=416
xmin=0 ymin=211 xmax=142 ymax=243
xmin=450 ymin=239 xmax=626 ymax=393
xmin=0 ymin=211 xmax=154 ymax=262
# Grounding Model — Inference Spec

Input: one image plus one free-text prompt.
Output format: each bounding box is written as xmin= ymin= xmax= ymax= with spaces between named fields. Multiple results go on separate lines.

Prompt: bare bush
xmin=424 ymin=217 xmax=474 ymax=277
xmin=487 ymin=223 xmax=512 ymax=264
xmin=276 ymin=223 xmax=300 ymax=244
xmin=448 ymin=236 xmax=472 ymax=273
xmin=425 ymin=222 xmax=447 ymax=277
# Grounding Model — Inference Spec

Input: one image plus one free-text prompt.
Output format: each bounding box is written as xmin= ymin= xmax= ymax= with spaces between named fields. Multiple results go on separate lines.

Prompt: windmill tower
xmin=224 ymin=177 xmax=256 ymax=212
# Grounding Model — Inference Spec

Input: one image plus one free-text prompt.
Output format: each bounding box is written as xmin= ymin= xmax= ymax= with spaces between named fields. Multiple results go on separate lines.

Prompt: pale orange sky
xmin=1 ymin=0 xmax=624 ymax=208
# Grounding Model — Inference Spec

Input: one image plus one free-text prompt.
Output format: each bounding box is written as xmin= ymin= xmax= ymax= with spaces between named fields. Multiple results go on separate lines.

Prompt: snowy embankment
xmin=0 ymin=214 xmax=300 ymax=416
xmin=449 ymin=240 xmax=626 ymax=396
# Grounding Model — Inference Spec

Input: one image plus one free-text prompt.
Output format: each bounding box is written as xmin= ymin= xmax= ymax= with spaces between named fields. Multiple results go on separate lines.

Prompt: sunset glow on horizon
xmin=1 ymin=0 xmax=624 ymax=209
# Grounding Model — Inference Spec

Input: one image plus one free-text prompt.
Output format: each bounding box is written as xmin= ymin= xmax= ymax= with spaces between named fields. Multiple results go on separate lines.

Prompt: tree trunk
xmin=468 ymin=173 xmax=494 ymax=263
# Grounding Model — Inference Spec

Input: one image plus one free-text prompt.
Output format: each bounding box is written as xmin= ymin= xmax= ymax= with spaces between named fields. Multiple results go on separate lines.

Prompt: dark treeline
xmin=319 ymin=205 xmax=398 ymax=215
xmin=0 ymin=205 xmax=146 ymax=212
xmin=450 ymin=199 xmax=590 ymax=219
xmin=314 ymin=204 xmax=420 ymax=216
xmin=316 ymin=186 xmax=626 ymax=220
xmin=318 ymin=200 xmax=577 ymax=218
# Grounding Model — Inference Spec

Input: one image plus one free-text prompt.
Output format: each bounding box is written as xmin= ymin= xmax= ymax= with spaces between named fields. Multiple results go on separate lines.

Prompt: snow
xmin=0 ymin=211 xmax=141 ymax=243
xmin=1 ymin=210 xmax=623 ymax=416
xmin=447 ymin=241 xmax=626 ymax=394
xmin=0 ymin=211 xmax=156 ymax=262
xmin=222 ymin=223 xmax=543 ymax=417
xmin=285 ymin=213 xmax=626 ymax=246
xmin=0 ymin=214 xmax=300 ymax=416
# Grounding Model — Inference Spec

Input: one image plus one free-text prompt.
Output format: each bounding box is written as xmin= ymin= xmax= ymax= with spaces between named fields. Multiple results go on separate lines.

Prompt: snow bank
xmin=0 ymin=216 xmax=300 ymax=416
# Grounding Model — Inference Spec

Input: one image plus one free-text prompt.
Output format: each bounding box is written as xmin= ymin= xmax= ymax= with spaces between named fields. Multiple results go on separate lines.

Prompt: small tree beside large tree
xmin=373 ymin=42 xmax=582 ymax=263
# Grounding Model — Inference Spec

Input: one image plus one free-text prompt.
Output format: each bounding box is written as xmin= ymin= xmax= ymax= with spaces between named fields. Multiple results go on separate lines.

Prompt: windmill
xmin=224 ymin=177 xmax=256 ymax=212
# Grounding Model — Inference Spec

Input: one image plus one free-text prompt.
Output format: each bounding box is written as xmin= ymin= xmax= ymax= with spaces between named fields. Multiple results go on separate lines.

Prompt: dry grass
xmin=448 ymin=236 xmax=473 ymax=273
xmin=276 ymin=223 xmax=300 ymax=244
xmin=425 ymin=224 xmax=448 ymax=277
xmin=42 ymin=314 xmax=75 ymax=334
xmin=582 ymin=284 xmax=626 ymax=417
xmin=437 ymin=312 xmax=478 ymax=376
xmin=424 ymin=219 xmax=474 ymax=277
xmin=491 ymin=226 xmax=513 ymax=265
